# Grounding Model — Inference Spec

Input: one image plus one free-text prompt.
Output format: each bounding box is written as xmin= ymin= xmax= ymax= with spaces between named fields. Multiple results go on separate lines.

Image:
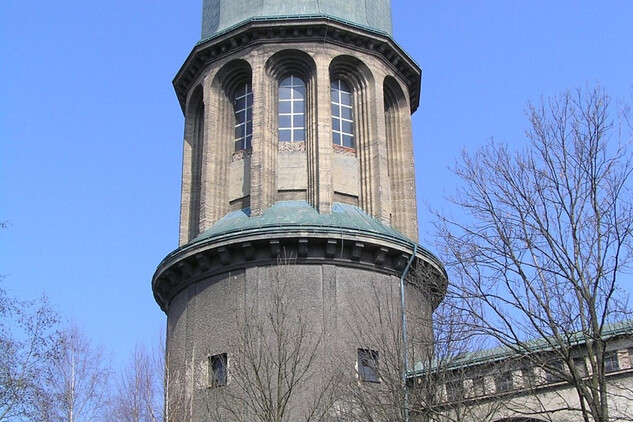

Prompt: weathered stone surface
xmin=176 ymin=38 xmax=421 ymax=244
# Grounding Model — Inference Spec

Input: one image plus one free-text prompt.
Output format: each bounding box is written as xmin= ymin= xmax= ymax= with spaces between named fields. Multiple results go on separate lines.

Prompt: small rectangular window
xmin=494 ymin=371 xmax=513 ymax=393
xmin=209 ymin=353 xmax=228 ymax=388
xmin=358 ymin=348 xmax=380 ymax=383
xmin=605 ymin=351 xmax=620 ymax=373
xmin=521 ymin=367 xmax=535 ymax=388
xmin=446 ymin=379 xmax=464 ymax=402
xmin=545 ymin=360 xmax=564 ymax=383
xmin=471 ymin=376 xmax=485 ymax=397
xmin=573 ymin=357 xmax=588 ymax=378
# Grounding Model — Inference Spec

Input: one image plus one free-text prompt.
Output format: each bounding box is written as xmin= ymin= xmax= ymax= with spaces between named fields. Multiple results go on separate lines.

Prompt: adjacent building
xmin=411 ymin=321 xmax=633 ymax=422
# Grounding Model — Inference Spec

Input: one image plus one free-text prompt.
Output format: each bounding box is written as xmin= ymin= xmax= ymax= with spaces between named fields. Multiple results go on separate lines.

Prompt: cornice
xmin=152 ymin=229 xmax=446 ymax=313
xmin=173 ymin=17 xmax=422 ymax=114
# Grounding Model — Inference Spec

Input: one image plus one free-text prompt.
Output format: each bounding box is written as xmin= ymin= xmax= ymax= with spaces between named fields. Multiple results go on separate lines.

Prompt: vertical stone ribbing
xmin=384 ymin=77 xmax=401 ymax=230
xmin=305 ymin=60 xmax=318 ymax=209
xmin=207 ymin=71 xmax=231 ymax=227
xmin=249 ymin=54 xmax=267 ymax=217
xmin=175 ymin=35 xmax=420 ymax=241
xmin=314 ymin=60 xmax=333 ymax=213
xmin=398 ymin=97 xmax=418 ymax=240
xmin=384 ymin=76 xmax=418 ymax=241
xmin=198 ymin=79 xmax=213 ymax=235
xmin=368 ymin=77 xmax=392 ymax=225
xmin=259 ymin=53 xmax=279 ymax=214
xmin=179 ymin=87 xmax=204 ymax=246
xmin=358 ymin=79 xmax=373 ymax=215
xmin=179 ymin=116 xmax=194 ymax=246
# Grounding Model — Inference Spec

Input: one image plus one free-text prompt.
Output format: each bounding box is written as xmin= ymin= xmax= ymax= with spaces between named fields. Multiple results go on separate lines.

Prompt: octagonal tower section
xmin=174 ymin=17 xmax=424 ymax=246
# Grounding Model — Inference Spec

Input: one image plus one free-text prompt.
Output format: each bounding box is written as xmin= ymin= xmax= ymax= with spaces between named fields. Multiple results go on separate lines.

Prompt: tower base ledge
xmin=152 ymin=228 xmax=446 ymax=312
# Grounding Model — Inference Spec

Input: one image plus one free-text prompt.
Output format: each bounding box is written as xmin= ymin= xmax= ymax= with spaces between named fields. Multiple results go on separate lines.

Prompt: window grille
xmin=234 ymin=84 xmax=253 ymax=151
xmin=357 ymin=348 xmax=379 ymax=383
xmin=331 ymin=79 xmax=354 ymax=148
xmin=278 ymin=75 xmax=306 ymax=142
xmin=209 ymin=353 xmax=228 ymax=388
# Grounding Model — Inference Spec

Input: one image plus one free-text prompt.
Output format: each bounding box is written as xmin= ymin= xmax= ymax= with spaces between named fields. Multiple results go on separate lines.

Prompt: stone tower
xmin=152 ymin=1 xmax=447 ymax=420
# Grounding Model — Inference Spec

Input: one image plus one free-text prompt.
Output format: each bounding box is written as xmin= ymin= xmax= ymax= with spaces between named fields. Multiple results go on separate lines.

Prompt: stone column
xmin=312 ymin=55 xmax=333 ymax=214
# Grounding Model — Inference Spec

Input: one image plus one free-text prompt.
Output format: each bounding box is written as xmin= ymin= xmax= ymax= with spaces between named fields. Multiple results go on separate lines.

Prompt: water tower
xmin=152 ymin=1 xmax=447 ymax=419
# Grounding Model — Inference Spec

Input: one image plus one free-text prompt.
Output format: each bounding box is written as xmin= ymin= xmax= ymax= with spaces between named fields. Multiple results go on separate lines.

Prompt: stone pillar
xmin=313 ymin=57 xmax=333 ymax=213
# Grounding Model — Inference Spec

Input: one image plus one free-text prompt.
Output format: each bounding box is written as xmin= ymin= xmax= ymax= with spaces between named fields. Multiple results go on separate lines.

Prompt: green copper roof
xmin=193 ymin=201 xmax=410 ymax=244
xmin=411 ymin=319 xmax=633 ymax=375
xmin=201 ymin=0 xmax=392 ymax=40
xmin=151 ymin=201 xmax=444 ymax=277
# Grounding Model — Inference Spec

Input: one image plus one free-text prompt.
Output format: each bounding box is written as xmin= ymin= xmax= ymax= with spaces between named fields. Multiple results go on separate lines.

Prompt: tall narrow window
xmin=209 ymin=353 xmax=228 ymax=388
xmin=278 ymin=75 xmax=306 ymax=142
xmin=234 ymin=83 xmax=253 ymax=151
xmin=357 ymin=348 xmax=379 ymax=383
xmin=331 ymin=79 xmax=354 ymax=148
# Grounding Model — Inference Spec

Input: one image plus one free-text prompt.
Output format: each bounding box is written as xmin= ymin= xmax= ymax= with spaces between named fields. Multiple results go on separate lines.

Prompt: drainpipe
xmin=400 ymin=243 xmax=417 ymax=422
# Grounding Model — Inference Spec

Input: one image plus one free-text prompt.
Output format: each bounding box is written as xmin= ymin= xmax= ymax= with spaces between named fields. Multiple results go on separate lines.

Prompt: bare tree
xmin=205 ymin=261 xmax=336 ymax=422
xmin=335 ymin=275 xmax=409 ymax=422
xmin=409 ymin=286 xmax=511 ymax=422
xmin=31 ymin=322 xmax=111 ymax=422
xmin=0 ymin=285 xmax=59 ymax=421
xmin=110 ymin=338 xmax=165 ymax=422
xmin=337 ymin=263 xmax=506 ymax=422
xmin=435 ymin=86 xmax=633 ymax=422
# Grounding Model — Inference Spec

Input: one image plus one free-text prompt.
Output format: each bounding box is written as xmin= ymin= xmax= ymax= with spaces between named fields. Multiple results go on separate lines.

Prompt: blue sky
xmin=2 ymin=1 xmax=633 ymax=365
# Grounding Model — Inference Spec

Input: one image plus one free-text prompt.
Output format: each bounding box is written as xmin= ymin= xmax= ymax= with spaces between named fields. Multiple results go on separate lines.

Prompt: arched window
xmin=234 ymin=83 xmax=253 ymax=151
xmin=278 ymin=75 xmax=306 ymax=142
xmin=331 ymin=79 xmax=354 ymax=148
